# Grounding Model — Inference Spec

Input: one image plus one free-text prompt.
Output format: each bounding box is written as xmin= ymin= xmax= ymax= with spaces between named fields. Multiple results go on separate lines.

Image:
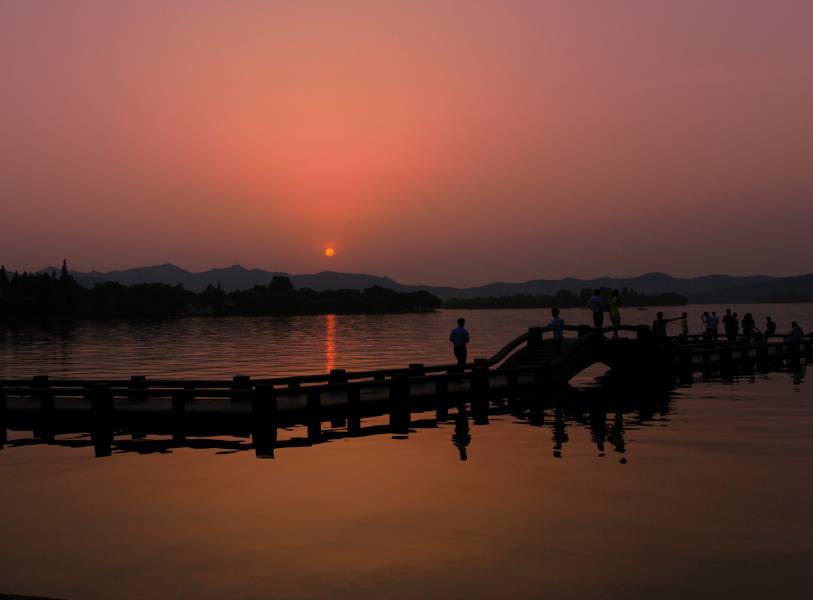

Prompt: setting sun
xmin=323 ymin=247 xmax=335 ymax=257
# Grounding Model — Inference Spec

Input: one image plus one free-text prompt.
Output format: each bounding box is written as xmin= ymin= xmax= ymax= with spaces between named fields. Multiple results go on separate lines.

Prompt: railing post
xmin=0 ymin=384 xmax=6 ymax=446
xmin=757 ymin=341 xmax=769 ymax=370
xmin=527 ymin=327 xmax=543 ymax=346
xmin=789 ymin=342 xmax=801 ymax=369
xmin=774 ymin=341 xmax=785 ymax=366
xmin=129 ymin=375 xmax=147 ymax=402
xmin=389 ymin=373 xmax=410 ymax=434
xmin=678 ymin=349 xmax=693 ymax=384
xmin=307 ymin=390 xmax=322 ymax=443
xmin=435 ymin=374 xmax=449 ymax=422
xmin=719 ymin=346 xmax=733 ymax=375
xmin=701 ymin=349 xmax=712 ymax=373
xmin=91 ymin=383 xmax=113 ymax=458
xmin=409 ymin=363 xmax=425 ymax=376
xmin=472 ymin=359 xmax=490 ymax=425
xmin=328 ymin=369 xmax=348 ymax=428
xmin=252 ymin=384 xmax=277 ymax=458
xmin=506 ymin=371 xmax=522 ymax=413
xmin=231 ymin=375 xmax=251 ymax=402
xmin=172 ymin=388 xmax=189 ymax=442
xmin=347 ymin=384 xmax=361 ymax=435
xmin=33 ymin=375 xmax=53 ymax=442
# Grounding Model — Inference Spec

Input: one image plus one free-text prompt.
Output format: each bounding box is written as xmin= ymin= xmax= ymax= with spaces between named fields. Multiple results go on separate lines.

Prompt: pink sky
xmin=2 ymin=0 xmax=812 ymax=286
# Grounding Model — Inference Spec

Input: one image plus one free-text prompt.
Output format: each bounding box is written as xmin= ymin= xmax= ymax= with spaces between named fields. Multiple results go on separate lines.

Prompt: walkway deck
xmin=1 ymin=324 xmax=810 ymax=457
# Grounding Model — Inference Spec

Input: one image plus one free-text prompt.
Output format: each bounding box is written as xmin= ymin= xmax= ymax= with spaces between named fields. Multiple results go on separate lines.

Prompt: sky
xmin=2 ymin=0 xmax=812 ymax=286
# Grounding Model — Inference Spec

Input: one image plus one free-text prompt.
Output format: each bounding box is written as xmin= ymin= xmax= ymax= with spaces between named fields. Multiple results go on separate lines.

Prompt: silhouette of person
xmin=588 ymin=289 xmax=605 ymax=329
xmin=742 ymin=313 xmax=756 ymax=340
xmin=652 ymin=312 xmax=681 ymax=337
xmin=723 ymin=309 xmax=737 ymax=341
xmin=608 ymin=289 xmax=621 ymax=339
xmin=449 ymin=317 xmax=470 ymax=367
xmin=787 ymin=321 xmax=804 ymax=342
xmin=708 ymin=311 xmax=720 ymax=339
xmin=765 ymin=316 xmax=777 ymax=337
xmin=549 ymin=307 xmax=565 ymax=356
xmin=701 ymin=311 xmax=711 ymax=339
xmin=677 ymin=312 xmax=689 ymax=338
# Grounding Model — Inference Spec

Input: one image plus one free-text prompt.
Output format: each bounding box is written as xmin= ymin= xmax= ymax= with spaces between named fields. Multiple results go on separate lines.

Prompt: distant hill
xmin=28 ymin=264 xmax=813 ymax=303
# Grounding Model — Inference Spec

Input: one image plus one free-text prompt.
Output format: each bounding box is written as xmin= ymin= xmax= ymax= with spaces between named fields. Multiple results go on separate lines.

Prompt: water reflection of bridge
xmin=2 ymin=386 xmax=675 ymax=463
xmin=0 ymin=324 xmax=809 ymax=459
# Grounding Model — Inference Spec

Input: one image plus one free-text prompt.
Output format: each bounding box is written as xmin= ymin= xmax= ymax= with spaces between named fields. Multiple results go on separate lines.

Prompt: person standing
xmin=787 ymin=321 xmax=804 ymax=342
xmin=708 ymin=311 xmax=720 ymax=340
xmin=680 ymin=312 xmax=689 ymax=337
xmin=702 ymin=311 xmax=712 ymax=339
xmin=765 ymin=316 xmax=777 ymax=337
xmin=549 ymin=307 xmax=565 ymax=356
xmin=652 ymin=312 xmax=681 ymax=337
xmin=608 ymin=289 xmax=621 ymax=339
xmin=742 ymin=313 xmax=756 ymax=340
xmin=588 ymin=289 xmax=605 ymax=329
xmin=723 ymin=309 xmax=737 ymax=341
xmin=449 ymin=317 xmax=470 ymax=368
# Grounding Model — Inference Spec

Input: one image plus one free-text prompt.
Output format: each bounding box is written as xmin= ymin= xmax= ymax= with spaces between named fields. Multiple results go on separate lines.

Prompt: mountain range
xmin=26 ymin=263 xmax=813 ymax=304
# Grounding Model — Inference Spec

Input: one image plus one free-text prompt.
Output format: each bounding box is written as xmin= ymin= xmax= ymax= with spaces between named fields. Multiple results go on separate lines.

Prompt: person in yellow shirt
xmin=608 ymin=289 xmax=621 ymax=339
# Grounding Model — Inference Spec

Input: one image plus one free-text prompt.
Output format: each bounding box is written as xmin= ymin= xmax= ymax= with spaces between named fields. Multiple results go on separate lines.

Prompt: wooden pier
xmin=1 ymin=325 xmax=810 ymax=457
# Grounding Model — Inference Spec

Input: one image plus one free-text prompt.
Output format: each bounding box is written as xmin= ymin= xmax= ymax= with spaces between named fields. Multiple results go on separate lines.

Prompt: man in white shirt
xmin=549 ymin=307 xmax=565 ymax=356
xmin=588 ymin=289 xmax=605 ymax=329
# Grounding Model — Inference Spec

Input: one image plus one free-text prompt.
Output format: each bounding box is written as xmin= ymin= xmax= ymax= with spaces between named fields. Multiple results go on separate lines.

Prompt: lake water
xmin=1 ymin=304 xmax=810 ymax=379
xmin=0 ymin=305 xmax=812 ymax=599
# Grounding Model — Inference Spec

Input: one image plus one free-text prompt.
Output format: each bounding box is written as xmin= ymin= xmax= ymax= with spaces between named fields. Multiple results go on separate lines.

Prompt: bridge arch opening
xmin=568 ymin=362 xmax=611 ymax=387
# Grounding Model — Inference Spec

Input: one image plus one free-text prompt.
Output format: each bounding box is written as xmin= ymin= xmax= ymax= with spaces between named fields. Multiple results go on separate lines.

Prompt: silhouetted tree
xmin=60 ymin=259 xmax=70 ymax=282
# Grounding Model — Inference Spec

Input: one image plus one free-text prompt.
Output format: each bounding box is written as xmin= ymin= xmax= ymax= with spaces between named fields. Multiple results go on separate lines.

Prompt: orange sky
xmin=2 ymin=0 xmax=812 ymax=285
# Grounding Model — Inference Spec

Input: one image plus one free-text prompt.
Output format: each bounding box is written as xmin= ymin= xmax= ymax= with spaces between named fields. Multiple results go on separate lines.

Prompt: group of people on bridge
xmin=449 ymin=290 xmax=807 ymax=364
xmin=700 ymin=309 xmax=804 ymax=343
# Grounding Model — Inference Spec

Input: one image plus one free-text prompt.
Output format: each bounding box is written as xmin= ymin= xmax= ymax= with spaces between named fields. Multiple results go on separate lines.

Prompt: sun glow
xmin=323 ymin=247 xmax=335 ymax=257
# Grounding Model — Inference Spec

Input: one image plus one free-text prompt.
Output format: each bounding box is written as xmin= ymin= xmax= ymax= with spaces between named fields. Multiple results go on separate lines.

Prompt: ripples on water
xmin=1 ymin=304 xmax=811 ymax=378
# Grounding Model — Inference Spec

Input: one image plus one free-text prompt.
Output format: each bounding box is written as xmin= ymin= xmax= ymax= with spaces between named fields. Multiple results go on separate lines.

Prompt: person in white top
xmin=588 ymin=289 xmax=605 ymax=329
xmin=549 ymin=307 xmax=565 ymax=356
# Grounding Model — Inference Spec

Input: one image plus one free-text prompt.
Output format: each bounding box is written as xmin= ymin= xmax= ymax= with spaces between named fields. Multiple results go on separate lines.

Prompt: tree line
xmin=442 ymin=287 xmax=688 ymax=310
xmin=0 ymin=262 xmax=442 ymax=319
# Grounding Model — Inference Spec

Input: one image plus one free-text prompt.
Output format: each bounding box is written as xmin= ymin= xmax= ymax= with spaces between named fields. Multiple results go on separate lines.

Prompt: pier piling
xmin=252 ymin=384 xmax=277 ymax=458
xmin=307 ymin=390 xmax=322 ymax=443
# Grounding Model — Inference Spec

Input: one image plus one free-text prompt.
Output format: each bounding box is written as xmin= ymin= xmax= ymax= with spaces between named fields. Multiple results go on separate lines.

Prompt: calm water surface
xmin=0 ymin=305 xmax=811 ymax=599
xmin=1 ymin=304 xmax=810 ymax=378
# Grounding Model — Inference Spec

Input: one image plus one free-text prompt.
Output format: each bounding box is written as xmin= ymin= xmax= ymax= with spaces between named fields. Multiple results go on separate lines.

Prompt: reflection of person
xmin=608 ymin=411 xmax=627 ymax=464
xmin=552 ymin=407 xmax=568 ymax=459
xmin=549 ymin=307 xmax=565 ymax=356
xmin=449 ymin=317 xmax=470 ymax=367
xmin=588 ymin=289 xmax=605 ymax=329
xmin=451 ymin=404 xmax=471 ymax=461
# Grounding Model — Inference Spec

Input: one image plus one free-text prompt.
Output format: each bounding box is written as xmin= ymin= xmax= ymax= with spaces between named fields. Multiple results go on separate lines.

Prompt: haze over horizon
xmin=3 ymin=0 xmax=812 ymax=287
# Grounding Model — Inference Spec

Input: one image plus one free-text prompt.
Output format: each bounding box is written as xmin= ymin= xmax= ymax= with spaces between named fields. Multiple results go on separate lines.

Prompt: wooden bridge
xmin=1 ymin=324 xmax=810 ymax=457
